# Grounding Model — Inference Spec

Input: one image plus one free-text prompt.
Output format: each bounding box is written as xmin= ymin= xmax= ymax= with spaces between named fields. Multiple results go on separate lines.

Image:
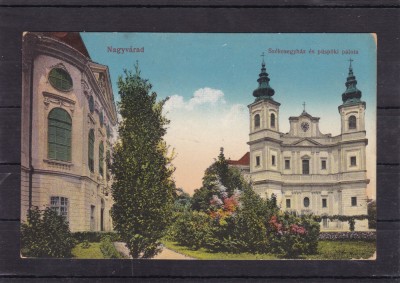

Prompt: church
xmin=228 ymin=57 xmax=369 ymax=231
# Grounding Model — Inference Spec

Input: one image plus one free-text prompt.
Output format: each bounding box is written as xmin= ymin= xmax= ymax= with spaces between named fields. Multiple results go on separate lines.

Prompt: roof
xmin=48 ymin=32 xmax=91 ymax=58
xmin=227 ymin=152 xmax=250 ymax=166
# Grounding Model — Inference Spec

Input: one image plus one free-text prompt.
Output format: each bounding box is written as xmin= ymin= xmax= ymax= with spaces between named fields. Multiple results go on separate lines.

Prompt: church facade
xmin=229 ymin=59 xmax=369 ymax=231
xmin=21 ymin=32 xmax=118 ymax=232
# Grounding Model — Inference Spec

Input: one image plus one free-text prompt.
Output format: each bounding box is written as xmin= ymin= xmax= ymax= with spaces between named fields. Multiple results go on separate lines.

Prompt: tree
xmin=110 ymin=63 xmax=175 ymax=258
xmin=191 ymin=148 xmax=243 ymax=211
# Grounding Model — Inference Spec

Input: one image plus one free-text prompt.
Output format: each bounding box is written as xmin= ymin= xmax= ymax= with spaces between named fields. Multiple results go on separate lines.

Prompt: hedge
xmin=100 ymin=236 xmax=124 ymax=258
xmin=73 ymin=231 xmax=121 ymax=243
xmin=318 ymin=231 xmax=376 ymax=241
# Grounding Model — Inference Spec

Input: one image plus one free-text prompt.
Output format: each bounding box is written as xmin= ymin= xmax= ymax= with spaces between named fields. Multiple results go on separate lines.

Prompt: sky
xmin=81 ymin=33 xmax=376 ymax=198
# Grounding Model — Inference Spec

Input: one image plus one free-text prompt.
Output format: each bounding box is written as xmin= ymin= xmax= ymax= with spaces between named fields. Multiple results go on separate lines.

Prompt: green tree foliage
xmin=173 ymin=149 xmax=320 ymax=258
xmin=21 ymin=207 xmax=76 ymax=258
xmin=110 ymin=64 xmax=175 ymax=258
xmin=191 ymin=148 xmax=243 ymax=211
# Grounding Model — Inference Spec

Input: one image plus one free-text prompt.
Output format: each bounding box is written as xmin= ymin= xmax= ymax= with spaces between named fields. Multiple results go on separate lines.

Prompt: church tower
xmin=338 ymin=59 xmax=366 ymax=134
xmin=248 ymin=55 xmax=282 ymax=201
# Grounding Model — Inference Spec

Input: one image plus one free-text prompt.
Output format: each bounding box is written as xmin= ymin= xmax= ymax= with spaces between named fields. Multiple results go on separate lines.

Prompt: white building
xmin=229 ymin=59 xmax=369 ymax=231
xmin=21 ymin=32 xmax=117 ymax=232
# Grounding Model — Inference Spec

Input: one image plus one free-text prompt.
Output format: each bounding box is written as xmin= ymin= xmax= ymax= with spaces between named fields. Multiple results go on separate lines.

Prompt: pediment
xmin=291 ymin=138 xmax=322 ymax=146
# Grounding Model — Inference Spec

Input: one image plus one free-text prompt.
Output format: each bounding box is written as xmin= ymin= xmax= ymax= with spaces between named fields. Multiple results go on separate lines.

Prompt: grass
xmin=72 ymin=242 xmax=105 ymax=259
xmin=306 ymin=240 xmax=376 ymax=260
xmin=162 ymin=240 xmax=376 ymax=260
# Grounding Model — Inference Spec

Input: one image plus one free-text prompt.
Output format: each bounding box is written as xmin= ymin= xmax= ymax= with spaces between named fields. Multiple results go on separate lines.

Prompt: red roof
xmin=49 ymin=32 xmax=91 ymax=58
xmin=227 ymin=152 xmax=250 ymax=166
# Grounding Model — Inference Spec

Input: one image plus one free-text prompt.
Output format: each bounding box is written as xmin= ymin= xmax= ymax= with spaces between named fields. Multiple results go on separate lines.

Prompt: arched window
xmin=89 ymin=95 xmax=94 ymax=114
xmin=349 ymin=115 xmax=356 ymax=129
xmin=254 ymin=114 xmax=260 ymax=128
xmin=270 ymin=113 xmax=276 ymax=128
xmin=99 ymin=141 xmax=104 ymax=176
xmin=88 ymin=129 xmax=95 ymax=172
xmin=303 ymin=197 xmax=310 ymax=208
xmin=48 ymin=108 xmax=72 ymax=161
xmin=48 ymin=68 xmax=73 ymax=91
xmin=99 ymin=112 xmax=104 ymax=127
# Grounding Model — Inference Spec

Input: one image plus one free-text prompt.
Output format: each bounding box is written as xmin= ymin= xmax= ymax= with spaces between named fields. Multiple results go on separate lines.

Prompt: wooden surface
xmin=0 ymin=5 xmax=399 ymax=280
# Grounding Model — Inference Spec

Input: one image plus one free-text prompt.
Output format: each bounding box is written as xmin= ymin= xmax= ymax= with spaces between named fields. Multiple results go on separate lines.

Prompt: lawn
xmin=162 ymin=240 xmax=376 ymax=260
xmin=72 ymin=242 xmax=104 ymax=259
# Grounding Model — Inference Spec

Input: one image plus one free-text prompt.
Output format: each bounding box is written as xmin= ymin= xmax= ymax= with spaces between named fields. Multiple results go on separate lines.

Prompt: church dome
xmin=342 ymin=59 xmax=362 ymax=104
xmin=253 ymin=58 xmax=275 ymax=101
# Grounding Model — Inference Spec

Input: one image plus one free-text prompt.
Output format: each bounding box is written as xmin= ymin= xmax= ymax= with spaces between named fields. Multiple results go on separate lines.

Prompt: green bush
xmin=73 ymin=231 xmax=121 ymax=243
xmin=21 ymin=207 xmax=76 ymax=258
xmin=100 ymin=236 xmax=123 ymax=258
xmin=172 ymin=210 xmax=211 ymax=250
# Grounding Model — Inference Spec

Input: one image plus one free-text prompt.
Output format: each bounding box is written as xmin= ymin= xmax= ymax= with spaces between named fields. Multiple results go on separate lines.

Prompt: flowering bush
xmin=267 ymin=213 xmax=320 ymax=258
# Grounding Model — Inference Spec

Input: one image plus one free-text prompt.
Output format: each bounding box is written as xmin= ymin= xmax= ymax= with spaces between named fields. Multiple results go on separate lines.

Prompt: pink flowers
xmin=290 ymin=224 xmax=307 ymax=235
xmin=269 ymin=215 xmax=307 ymax=235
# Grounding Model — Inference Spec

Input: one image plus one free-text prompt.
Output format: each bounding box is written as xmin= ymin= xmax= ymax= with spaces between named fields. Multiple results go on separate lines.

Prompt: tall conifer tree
xmin=110 ymin=64 xmax=175 ymax=258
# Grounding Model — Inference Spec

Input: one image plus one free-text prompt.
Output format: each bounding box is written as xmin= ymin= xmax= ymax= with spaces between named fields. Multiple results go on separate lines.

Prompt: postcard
xmin=20 ymin=32 xmax=376 ymax=260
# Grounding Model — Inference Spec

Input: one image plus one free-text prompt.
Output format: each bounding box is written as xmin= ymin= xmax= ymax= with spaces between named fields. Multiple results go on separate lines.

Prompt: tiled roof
xmin=227 ymin=152 xmax=250 ymax=166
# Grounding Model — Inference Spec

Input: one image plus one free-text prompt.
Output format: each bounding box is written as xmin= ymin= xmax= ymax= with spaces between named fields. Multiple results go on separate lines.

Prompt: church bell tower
xmin=249 ymin=54 xmax=281 ymax=135
xmin=338 ymin=59 xmax=366 ymax=134
xmin=248 ymin=54 xmax=282 ymax=202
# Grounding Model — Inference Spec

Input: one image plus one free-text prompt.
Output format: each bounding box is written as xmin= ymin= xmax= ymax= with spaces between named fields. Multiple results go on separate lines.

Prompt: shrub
xmin=73 ymin=231 xmax=121 ymax=243
xmin=267 ymin=213 xmax=320 ymax=258
xmin=21 ymin=207 xmax=76 ymax=258
xmin=318 ymin=231 xmax=376 ymax=241
xmin=173 ymin=210 xmax=211 ymax=250
xmin=100 ymin=236 xmax=123 ymax=259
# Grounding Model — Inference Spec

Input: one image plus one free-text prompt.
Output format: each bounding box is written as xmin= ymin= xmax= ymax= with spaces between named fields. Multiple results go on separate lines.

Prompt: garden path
xmin=113 ymin=242 xmax=193 ymax=259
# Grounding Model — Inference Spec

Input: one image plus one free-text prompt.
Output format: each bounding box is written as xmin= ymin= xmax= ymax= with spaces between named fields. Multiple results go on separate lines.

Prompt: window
xmin=270 ymin=113 xmax=275 ymax=128
xmin=48 ymin=68 xmax=72 ymax=91
xmin=321 ymin=160 xmax=327 ymax=170
xmin=50 ymin=196 xmax=68 ymax=219
xmin=88 ymin=129 xmax=95 ymax=172
xmin=323 ymin=218 xmax=328 ymax=228
xmin=351 ymin=197 xmax=357 ymax=206
xmin=89 ymin=95 xmax=94 ymax=114
xmin=99 ymin=141 xmax=104 ymax=176
xmin=322 ymin=198 xmax=327 ymax=208
xmin=107 ymin=124 xmax=112 ymax=138
xmin=286 ymin=199 xmax=291 ymax=208
xmin=271 ymin=155 xmax=276 ymax=166
xmin=285 ymin=159 xmax=290 ymax=170
xmin=303 ymin=197 xmax=310 ymax=208
xmin=302 ymin=159 xmax=310 ymax=175
xmin=256 ymin=156 xmax=261 ymax=167
xmin=350 ymin=156 xmax=357 ymax=167
xmin=349 ymin=115 xmax=357 ymax=130
xmin=90 ymin=205 xmax=95 ymax=231
xmin=48 ymin=108 xmax=72 ymax=162
xmin=254 ymin=114 xmax=260 ymax=128
xmin=99 ymin=112 xmax=104 ymax=127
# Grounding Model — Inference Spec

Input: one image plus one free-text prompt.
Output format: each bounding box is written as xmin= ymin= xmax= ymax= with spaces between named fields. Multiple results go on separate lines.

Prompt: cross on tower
xmin=348 ymin=58 xmax=354 ymax=68
xmin=261 ymin=52 xmax=265 ymax=63
xmin=303 ymin=101 xmax=306 ymax=112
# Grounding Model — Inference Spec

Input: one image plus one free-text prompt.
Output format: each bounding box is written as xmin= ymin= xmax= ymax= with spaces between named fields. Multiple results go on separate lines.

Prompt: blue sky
xmin=81 ymin=33 xmax=376 ymax=196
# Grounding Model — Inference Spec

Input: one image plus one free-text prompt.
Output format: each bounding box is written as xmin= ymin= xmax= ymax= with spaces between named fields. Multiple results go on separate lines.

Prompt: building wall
xmin=21 ymin=33 xmax=116 ymax=232
xmin=247 ymin=97 xmax=369 ymax=231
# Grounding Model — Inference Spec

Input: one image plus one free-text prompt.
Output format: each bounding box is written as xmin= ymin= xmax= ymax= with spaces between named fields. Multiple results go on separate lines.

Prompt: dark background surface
xmin=0 ymin=3 xmax=399 ymax=281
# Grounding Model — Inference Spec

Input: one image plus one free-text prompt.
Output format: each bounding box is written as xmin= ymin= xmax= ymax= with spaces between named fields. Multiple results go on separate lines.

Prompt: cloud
xmin=163 ymin=100 xmax=249 ymax=194
xmin=164 ymin=87 xmax=226 ymax=112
